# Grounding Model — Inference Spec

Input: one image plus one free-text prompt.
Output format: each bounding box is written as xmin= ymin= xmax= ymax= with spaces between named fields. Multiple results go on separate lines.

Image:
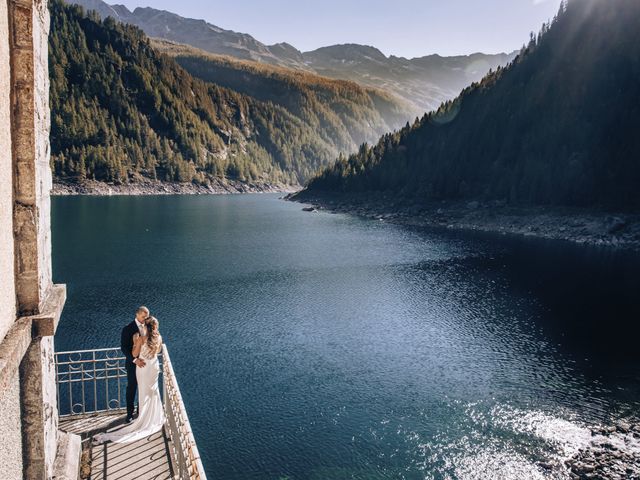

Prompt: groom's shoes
xmin=126 ymin=416 xmax=134 ymax=424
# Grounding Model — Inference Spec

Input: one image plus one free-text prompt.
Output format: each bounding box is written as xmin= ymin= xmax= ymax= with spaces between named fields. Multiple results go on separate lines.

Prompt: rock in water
xmin=607 ymin=216 xmax=627 ymax=234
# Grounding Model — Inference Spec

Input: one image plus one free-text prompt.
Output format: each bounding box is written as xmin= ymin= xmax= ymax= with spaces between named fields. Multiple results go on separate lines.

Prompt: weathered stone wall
xmin=33 ymin=0 xmax=53 ymax=306
xmin=11 ymin=0 xmax=53 ymax=317
xmin=0 ymin=3 xmax=23 ymax=474
xmin=20 ymin=335 xmax=58 ymax=479
xmin=0 ymin=373 xmax=23 ymax=480
xmin=0 ymin=0 xmax=17 ymax=344
xmin=9 ymin=0 xmax=61 ymax=477
xmin=0 ymin=1 xmax=67 ymax=478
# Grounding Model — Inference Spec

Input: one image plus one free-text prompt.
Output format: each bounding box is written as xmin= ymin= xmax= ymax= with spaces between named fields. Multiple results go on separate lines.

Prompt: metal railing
xmin=55 ymin=345 xmax=207 ymax=479
xmin=162 ymin=345 xmax=207 ymax=480
xmin=55 ymin=347 xmax=138 ymax=416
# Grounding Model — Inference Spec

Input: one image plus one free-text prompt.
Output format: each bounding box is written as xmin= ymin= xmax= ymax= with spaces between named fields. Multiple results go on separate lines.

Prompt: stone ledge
xmin=0 ymin=283 xmax=66 ymax=391
xmin=52 ymin=430 xmax=81 ymax=480
xmin=30 ymin=283 xmax=66 ymax=337
xmin=0 ymin=316 xmax=31 ymax=393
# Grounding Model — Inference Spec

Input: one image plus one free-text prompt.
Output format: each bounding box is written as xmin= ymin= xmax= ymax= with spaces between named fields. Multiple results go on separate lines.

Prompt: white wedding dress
xmin=95 ymin=339 xmax=165 ymax=444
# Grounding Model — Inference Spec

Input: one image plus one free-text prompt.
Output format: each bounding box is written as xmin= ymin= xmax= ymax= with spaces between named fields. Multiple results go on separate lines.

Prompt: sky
xmin=115 ymin=0 xmax=564 ymax=58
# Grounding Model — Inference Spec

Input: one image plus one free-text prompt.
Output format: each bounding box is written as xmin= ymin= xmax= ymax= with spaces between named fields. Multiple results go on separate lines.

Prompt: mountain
xmin=65 ymin=0 xmax=312 ymax=70
xmin=303 ymin=45 xmax=517 ymax=113
xmin=67 ymin=0 xmax=516 ymax=113
xmin=62 ymin=0 xmax=125 ymax=19
xmin=301 ymin=0 xmax=640 ymax=210
xmin=49 ymin=1 xmax=411 ymax=187
xmin=152 ymin=39 xmax=415 ymax=153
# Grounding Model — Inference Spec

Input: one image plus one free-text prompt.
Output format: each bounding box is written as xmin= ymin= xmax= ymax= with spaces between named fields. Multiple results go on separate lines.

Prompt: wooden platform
xmin=60 ymin=412 xmax=175 ymax=480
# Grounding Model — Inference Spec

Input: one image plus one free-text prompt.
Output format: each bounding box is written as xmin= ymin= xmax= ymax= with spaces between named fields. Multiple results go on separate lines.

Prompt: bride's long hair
xmin=145 ymin=316 xmax=161 ymax=353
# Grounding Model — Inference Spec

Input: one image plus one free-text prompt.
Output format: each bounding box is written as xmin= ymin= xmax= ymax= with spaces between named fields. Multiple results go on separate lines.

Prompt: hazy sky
xmin=115 ymin=0 xmax=564 ymax=58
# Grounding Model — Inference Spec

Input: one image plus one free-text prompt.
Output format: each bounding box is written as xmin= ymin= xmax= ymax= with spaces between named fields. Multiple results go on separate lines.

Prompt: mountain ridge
xmin=66 ymin=0 xmax=517 ymax=112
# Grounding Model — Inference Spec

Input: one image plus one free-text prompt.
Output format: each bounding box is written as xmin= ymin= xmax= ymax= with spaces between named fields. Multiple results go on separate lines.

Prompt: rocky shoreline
xmin=562 ymin=421 xmax=640 ymax=479
xmin=52 ymin=179 xmax=297 ymax=196
xmin=289 ymin=191 xmax=640 ymax=251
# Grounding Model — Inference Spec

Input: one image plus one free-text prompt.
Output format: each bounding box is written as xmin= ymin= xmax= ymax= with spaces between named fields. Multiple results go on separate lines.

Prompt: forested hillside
xmin=153 ymin=39 xmax=415 ymax=156
xmin=303 ymin=0 xmax=640 ymax=210
xmin=49 ymin=1 xmax=410 ymax=186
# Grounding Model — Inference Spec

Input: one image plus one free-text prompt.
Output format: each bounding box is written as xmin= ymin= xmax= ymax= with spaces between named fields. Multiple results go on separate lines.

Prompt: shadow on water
xmin=430 ymin=228 xmax=640 ymax=355
xmin=414 ymin=226 xmax=640 ymax=401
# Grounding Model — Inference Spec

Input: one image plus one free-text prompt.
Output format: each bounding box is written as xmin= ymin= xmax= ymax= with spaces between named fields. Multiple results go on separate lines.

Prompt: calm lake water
xmin=52 ymin=194 xmax=640 ymax=480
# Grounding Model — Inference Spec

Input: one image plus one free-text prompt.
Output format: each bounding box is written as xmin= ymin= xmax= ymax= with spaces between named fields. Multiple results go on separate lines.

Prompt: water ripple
xmin=52 ymin=195 xmax=640 ymax=480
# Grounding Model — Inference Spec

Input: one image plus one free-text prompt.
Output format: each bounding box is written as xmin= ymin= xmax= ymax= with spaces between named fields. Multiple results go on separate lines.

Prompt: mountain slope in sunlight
xmin=152 ymin=39 xmax=416 ymax=153
xmin=50 ymin=1 xmax=411 ymax=187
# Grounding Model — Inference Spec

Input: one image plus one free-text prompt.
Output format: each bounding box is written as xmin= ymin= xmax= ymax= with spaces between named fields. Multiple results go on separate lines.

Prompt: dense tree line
xmin=305 ymin=0 xmax=640 ymax=210
xmin=50 ymin=0 xmax=411 ymax=186
xmin=162 ymin=44 xmax=414 ymax=154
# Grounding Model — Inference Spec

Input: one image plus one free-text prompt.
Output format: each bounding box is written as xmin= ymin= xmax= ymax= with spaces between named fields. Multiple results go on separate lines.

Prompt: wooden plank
xmin=59 ymin=413 xmax=175 ymax=480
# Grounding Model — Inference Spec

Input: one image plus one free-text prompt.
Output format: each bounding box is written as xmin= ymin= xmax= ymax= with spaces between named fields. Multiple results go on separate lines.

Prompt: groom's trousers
xmin=125 ymin=363 xmax=138 ymax=417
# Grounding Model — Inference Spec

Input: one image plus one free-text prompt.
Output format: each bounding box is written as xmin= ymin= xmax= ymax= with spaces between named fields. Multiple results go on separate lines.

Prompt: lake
xmin=52 ymin=194 xmax=640 ymax=480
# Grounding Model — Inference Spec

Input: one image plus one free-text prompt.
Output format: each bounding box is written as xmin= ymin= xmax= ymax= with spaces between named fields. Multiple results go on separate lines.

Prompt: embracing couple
xmin=95 ymin=306 xmax=164 ymax=444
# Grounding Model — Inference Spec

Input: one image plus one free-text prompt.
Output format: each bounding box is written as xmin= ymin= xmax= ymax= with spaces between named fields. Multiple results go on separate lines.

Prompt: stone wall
xmin=0 ymin=1 xmax=22 ymax=476
xmin=0 ymin=373 xmax=23 ymax=479
xmin=33 ymin=0 xmax=53 ymax=309
xmin=9 ymin=0 xmax=64 ymax=473
xmin=0 ymin=0 xmax=67 ymax=478
xmin=20 ymin=335 xmax=58 ymax=479
xmin=11 ymin=0 xmax=53 ymax=317
xmin=0 ymin=0 xmax=17 ymax=344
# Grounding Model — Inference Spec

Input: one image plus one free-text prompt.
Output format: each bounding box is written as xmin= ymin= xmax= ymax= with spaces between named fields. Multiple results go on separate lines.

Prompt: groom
xmin=121 ymin=306 xmax=149 ymax=422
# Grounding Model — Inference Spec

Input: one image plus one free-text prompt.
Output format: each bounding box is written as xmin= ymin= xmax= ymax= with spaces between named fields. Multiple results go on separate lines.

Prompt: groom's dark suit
xmin=121 ymin=320 xmax=141 ymax=419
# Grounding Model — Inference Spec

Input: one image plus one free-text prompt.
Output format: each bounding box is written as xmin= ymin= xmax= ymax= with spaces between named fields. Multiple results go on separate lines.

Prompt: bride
xmin=95 ymin=316 xmax=165 ymax=444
